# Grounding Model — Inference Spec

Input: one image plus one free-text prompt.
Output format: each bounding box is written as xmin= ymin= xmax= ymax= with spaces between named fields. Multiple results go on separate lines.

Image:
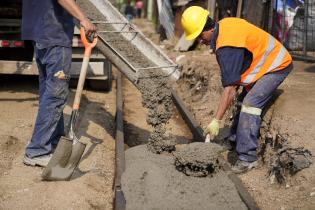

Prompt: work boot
xmin=231 ymin=159 xmax=258 ymax=174
xmin=23 ymin=154 xmax=52 ymax=167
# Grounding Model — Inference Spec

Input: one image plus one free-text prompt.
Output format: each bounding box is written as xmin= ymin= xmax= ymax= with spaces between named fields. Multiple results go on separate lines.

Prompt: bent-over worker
xmin=181 ymin=6 xmax=293 ymax=173
xmin=22 ymin=0 xmax=96 ymax=167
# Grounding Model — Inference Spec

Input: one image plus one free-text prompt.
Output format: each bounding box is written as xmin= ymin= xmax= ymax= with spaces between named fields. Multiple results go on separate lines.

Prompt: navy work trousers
xmin=232 ymin=64 xmax=292 ymax=162
xmin=25 ymin=44 xmax=71 ymax=158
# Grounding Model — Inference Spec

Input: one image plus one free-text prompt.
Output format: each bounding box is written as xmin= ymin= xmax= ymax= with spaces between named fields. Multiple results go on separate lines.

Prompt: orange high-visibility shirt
xmin=216 ymin=18 xmax=292 ymax=85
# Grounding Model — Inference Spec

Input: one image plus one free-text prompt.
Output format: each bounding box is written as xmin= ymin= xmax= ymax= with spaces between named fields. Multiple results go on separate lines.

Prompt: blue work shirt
xmin=22 ymin=0 xmax=75 ymax=48
xmin=210 ymin=23 xmax=253 ymax=87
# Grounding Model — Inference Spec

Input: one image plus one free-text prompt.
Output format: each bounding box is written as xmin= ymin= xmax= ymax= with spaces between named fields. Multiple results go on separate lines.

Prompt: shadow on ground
xmin=1 ymin=75 xmax=190 ymax=179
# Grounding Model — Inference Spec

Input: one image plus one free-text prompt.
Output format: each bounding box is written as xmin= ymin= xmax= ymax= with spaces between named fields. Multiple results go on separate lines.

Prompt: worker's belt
xmin=241 ymin=105 xmax=262 ymax=116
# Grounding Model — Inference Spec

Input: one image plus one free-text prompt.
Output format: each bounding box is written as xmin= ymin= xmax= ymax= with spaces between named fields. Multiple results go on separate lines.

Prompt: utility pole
xmin=237 ymin=0 xmax=243 ymax=17
xmin=207 ymin=0 xmax=216 ymax=19
xmin=147 ymin=0 xmax=153 ymax=21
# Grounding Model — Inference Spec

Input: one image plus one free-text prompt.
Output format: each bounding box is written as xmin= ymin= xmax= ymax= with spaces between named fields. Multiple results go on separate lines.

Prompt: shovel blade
xmin=41 ymin=137 xmax=86 ymax=181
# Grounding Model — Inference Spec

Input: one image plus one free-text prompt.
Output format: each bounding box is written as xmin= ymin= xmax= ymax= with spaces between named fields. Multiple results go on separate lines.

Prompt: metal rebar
xmin=136 ymin=64 xmax=178 ymax=70
xmin=281 ymin=0 xmax=287 ymax=44
xmin=97 ymin=35 xmax=138 ymax=72
xmin=98 ymin=31 xmax=138 ymax=34
xmin=98 ymin=34 xmax=178 ymax=75
xmin=268 ymin=0 xmax=275 ymax=33
xmin=92 ymin=21 xmax=129 ymax=24
xmin=303 ymin=0 xmax=308 ymax=56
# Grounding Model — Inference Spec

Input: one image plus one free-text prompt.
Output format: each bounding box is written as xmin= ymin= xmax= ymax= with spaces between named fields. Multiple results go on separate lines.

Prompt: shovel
xmin=42 ymin=28 xmax=97 ymax=181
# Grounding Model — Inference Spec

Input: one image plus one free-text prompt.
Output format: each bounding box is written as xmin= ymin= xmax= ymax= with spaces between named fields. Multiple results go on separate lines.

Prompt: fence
xmin=273 ymin=0 xmax=315 ymax=61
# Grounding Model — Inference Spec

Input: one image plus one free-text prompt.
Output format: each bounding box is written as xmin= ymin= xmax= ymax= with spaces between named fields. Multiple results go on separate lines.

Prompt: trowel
xmin=42 ymin=28 xmax=97 ymax=181
xmin=205 ymin=134 xmax=211 ymax=143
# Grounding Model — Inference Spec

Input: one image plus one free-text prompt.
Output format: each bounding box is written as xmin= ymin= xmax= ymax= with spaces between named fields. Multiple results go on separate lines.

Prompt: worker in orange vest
xmin=181 ymin=6 xmax=293 ymax=173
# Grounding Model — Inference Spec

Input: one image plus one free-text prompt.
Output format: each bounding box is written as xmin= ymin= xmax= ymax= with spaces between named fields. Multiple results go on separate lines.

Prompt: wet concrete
xmin=78 ymin=0 xmax=175 ymax=153
xmin=146 ymin=125 xmax=175 ymax=153
xmin=174 ymin=142 xmax=224 ymax=177
xmin=137 ymin=70 xmax=175 ymax=153
xmin=121 ymin=145 xmax=247 ymax=210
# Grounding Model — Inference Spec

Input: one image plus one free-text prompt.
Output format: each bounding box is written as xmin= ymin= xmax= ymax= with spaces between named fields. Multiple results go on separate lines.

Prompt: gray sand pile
xmin=121 ymin=145 xmax=247 ymax=210
xmin=174 ymin=142 xmax=224 ymax=177
xmin=78 ymin=0 xmax=175 ymax=153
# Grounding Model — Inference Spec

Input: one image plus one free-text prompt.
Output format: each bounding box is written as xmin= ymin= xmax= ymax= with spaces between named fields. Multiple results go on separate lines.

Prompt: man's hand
xmin=80 ymin=18 xmax=97 ymax=36
xmin=205 ymin=118 xmax=221 ymax=137
xmin=57 ymin=0 xmax=97 ymax=36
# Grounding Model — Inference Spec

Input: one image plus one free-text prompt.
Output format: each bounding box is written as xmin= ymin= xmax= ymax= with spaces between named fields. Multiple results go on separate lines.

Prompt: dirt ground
xmin=0 ymin=76 xmax=116 ymax=209
xmin=238 ymin=60 xmax=315 ymax=210
xmin=1 ymin=14 xmax=315 ymax=210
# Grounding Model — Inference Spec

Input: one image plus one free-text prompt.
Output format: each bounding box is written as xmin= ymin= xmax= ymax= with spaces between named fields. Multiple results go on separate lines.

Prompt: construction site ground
xmin=0 ymin=75 xmax=116 ymax=209
xmin=0 ymin=17 xmax=314 ymax=210
xmin=130 ymin=19 xmax=315 ymax=209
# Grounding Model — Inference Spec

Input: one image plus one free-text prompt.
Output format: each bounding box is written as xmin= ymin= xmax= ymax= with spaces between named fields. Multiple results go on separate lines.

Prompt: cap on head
xmin=181 ymin=6 xmax=209 ymax=40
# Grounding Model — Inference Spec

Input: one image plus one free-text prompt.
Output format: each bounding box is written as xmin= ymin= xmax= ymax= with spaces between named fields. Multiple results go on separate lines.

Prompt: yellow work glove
xmin=205 ymin=118 xmax=221 ymax=137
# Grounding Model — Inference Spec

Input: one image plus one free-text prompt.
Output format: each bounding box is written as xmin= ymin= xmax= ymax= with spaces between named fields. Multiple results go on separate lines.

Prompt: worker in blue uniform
xmin=22 ymin=0 xmax=96 ymax=167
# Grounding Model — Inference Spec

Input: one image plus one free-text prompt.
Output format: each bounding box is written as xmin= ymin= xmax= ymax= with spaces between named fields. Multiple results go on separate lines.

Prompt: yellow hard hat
xmin=181 ymin=6 xmax=209 ymax=40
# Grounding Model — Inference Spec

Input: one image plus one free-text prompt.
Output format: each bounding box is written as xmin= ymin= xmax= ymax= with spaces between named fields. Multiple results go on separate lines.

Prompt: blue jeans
xmin=234 ymin=64 xmax=293 ymax=162
xmin=25 ymin=44 xmax=71 ymax=158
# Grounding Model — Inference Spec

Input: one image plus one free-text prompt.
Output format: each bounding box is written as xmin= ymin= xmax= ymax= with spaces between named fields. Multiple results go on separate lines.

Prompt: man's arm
xmin=57 ymin=0 xmax=96 ymax=34
xmin=215 ymin=85 xmax=237 ymax=120
xmin=214 ymin=47 xmax=247 ymax=120
xmin=205 ymin=47 xmax=245 ymax=137
xmin=204 ymin=85 xmax=237 ymax=137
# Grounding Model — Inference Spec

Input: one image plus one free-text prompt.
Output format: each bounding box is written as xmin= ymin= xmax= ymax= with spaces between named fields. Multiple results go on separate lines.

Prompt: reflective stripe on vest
xmin=216 ymin=18 xmax=292 ymax=85
xmin=242 ymin=35 xmax=274 ymax=84
xmin=267 ymin=45 xmax=287 ymax=72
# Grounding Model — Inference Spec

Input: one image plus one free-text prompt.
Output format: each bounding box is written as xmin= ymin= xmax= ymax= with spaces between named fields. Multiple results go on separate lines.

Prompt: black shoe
xmin=231 ymin=159 xmax=258 ymax=174
xmin=23 ymin=154 xmax=52 ymax=167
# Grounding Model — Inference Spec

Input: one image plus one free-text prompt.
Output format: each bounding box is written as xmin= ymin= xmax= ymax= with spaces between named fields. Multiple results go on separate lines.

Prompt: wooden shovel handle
xmin=80 ymin=27 xmax=97 ymax=57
